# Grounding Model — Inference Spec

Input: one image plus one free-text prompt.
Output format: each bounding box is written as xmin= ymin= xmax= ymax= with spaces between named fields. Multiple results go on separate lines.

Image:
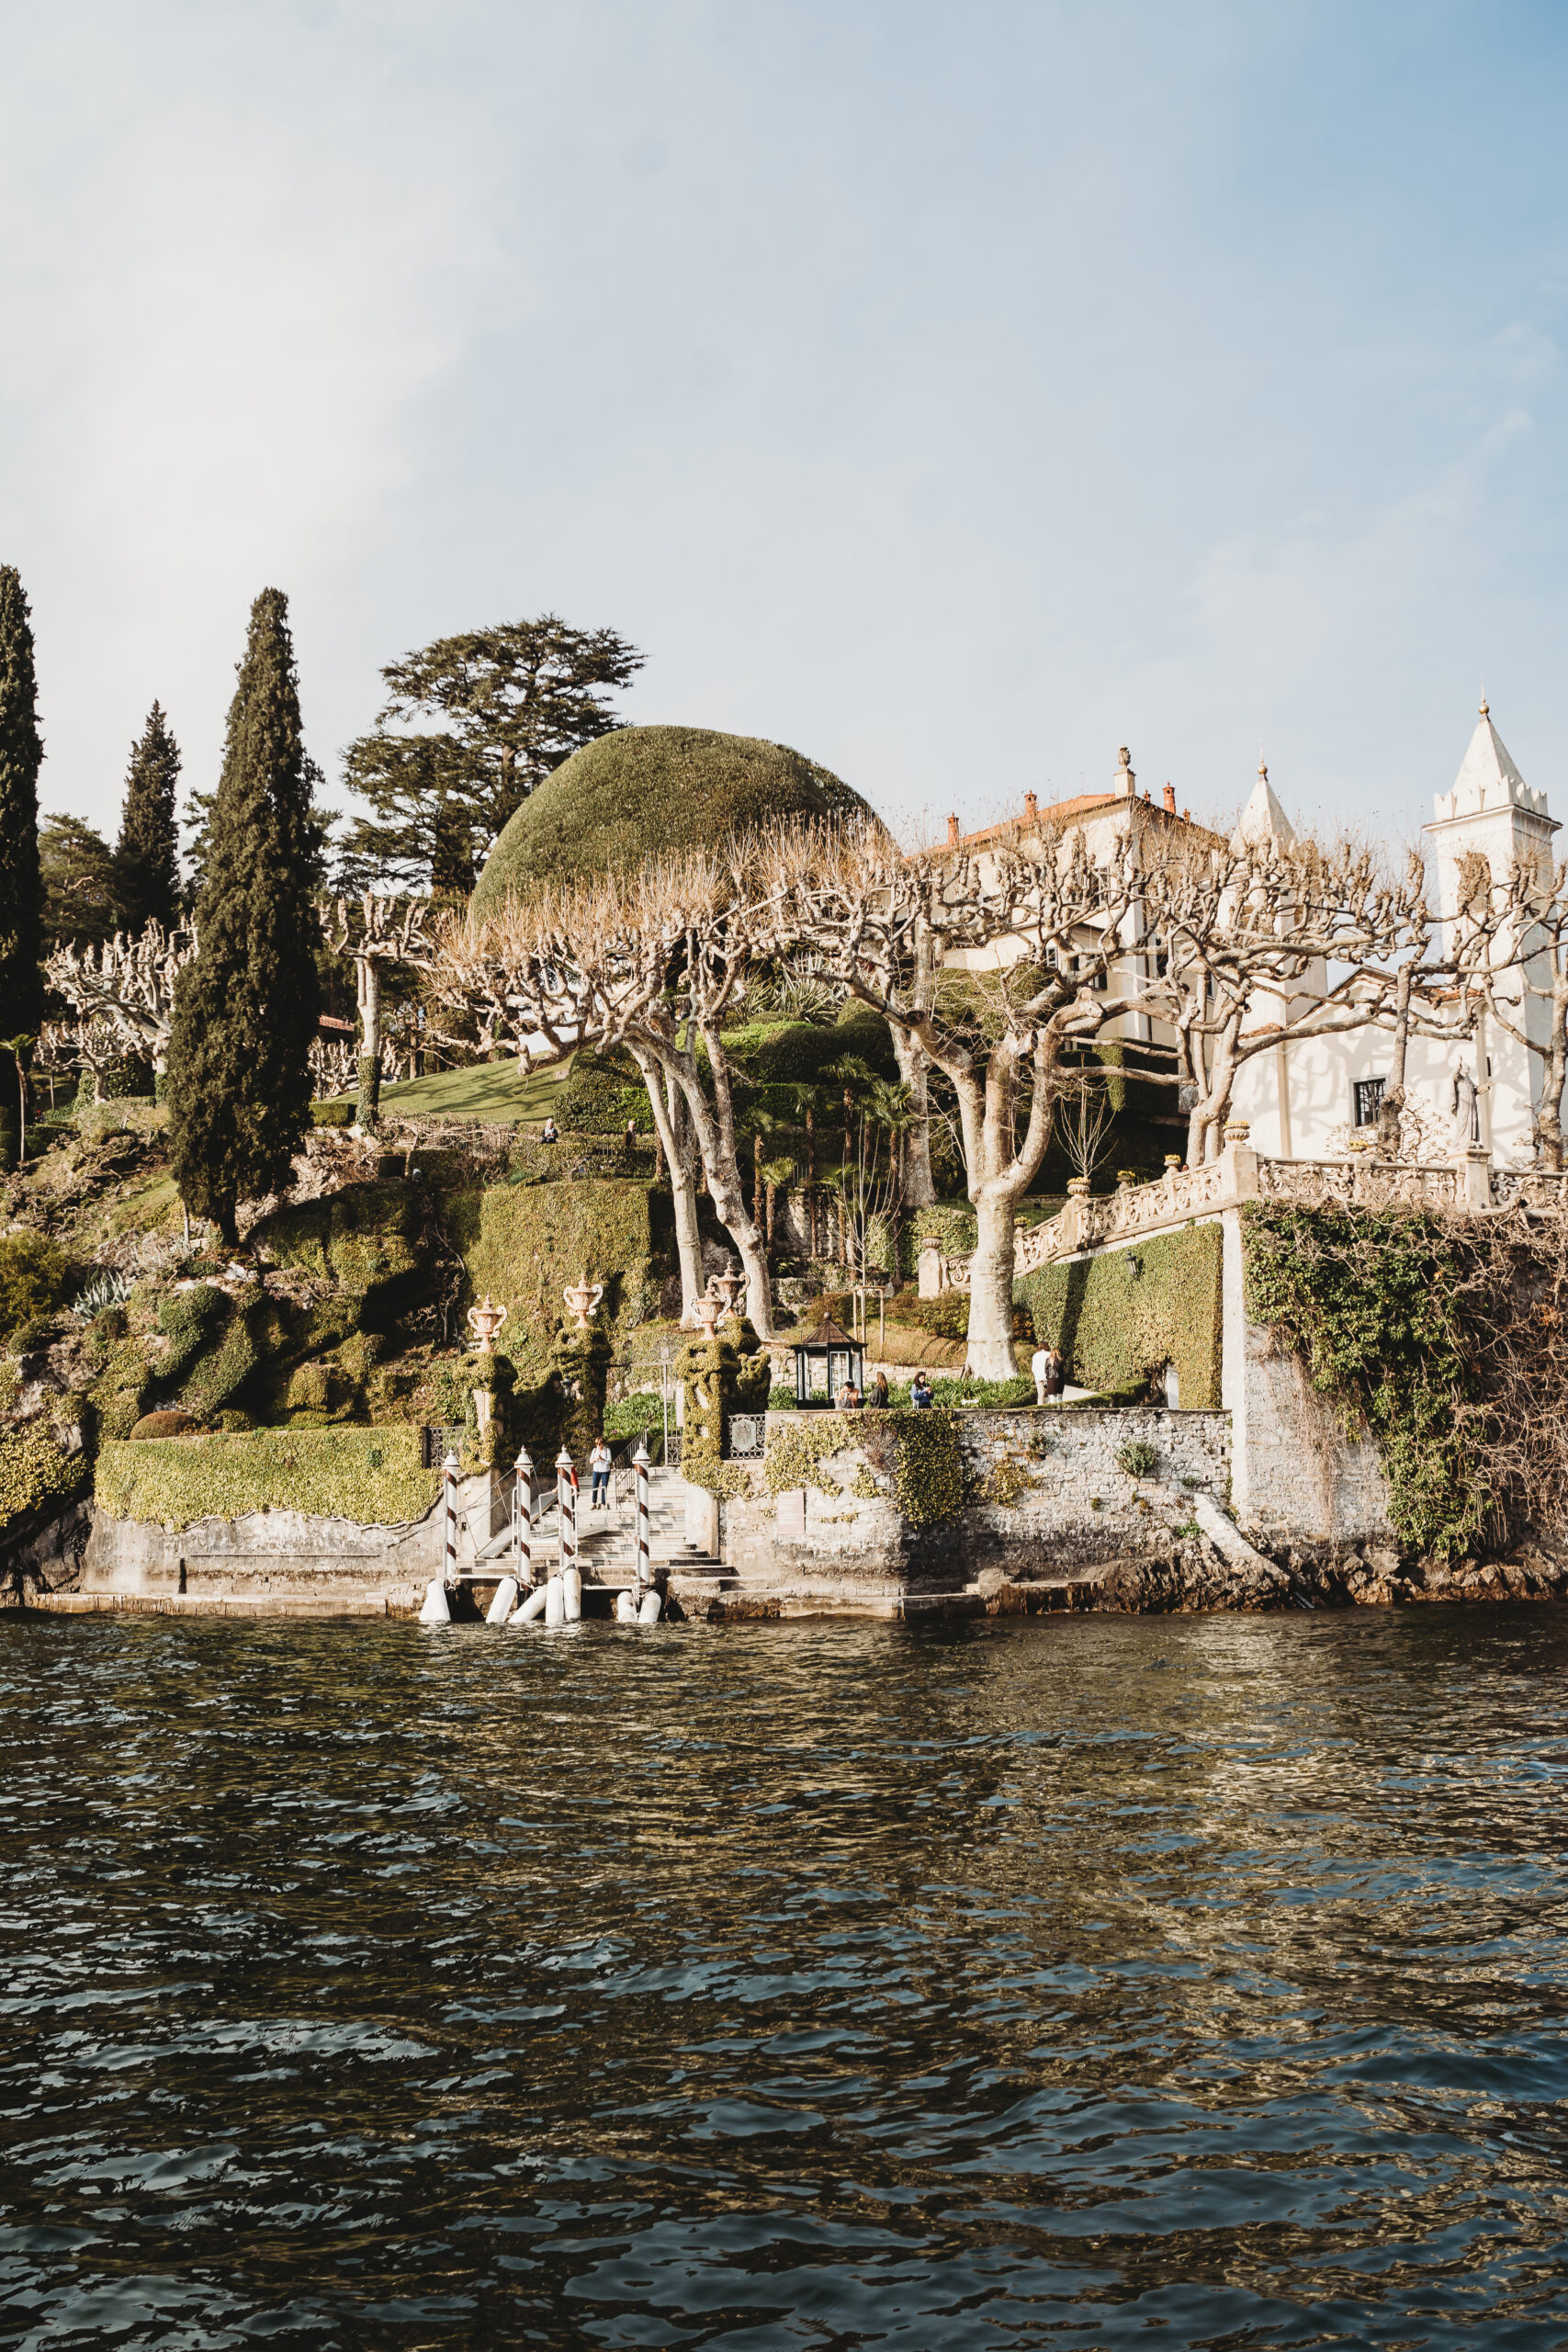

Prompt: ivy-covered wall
xmin=1016 ymin=1224 xmax=1223 ymax=1408
xmin=96 ymin=1425 xmax=441 ymax=1531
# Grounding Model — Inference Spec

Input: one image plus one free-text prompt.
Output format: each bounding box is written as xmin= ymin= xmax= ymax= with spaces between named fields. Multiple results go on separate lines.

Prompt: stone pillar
xmin=1459 ymin=1147 xmax=1493 ymax=1210
xmin=918 ymin=1235 xmax=943 ymax=1300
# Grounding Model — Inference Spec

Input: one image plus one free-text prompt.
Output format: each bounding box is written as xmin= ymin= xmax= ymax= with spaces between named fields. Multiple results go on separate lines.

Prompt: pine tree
xmin=341 ymin=614 xmax=643 ymax=889
xmin=114 ymin=702 xmax=181 ymax=932
xmin=40 ymin=814 xmax=119 ymax=946
xmin=165 ymin=589 xmax=321 ymax=1244
xmin=0 ymin=565 xmax=44 ymax=1032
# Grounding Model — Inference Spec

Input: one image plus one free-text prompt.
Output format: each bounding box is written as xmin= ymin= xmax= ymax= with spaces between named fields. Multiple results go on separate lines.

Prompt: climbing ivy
xmin=1241 ymin=1202 xmax=1486 ymax=1558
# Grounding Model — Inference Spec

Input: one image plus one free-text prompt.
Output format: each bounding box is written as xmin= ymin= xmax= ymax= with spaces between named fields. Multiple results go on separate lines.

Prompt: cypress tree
xmin=0 ymin=565 xmax=44 ymax=1032
xmin=114 ymin=701 xmax=181 ymax=932
xmin=165 ymin=589 xmax=321 ymax=1244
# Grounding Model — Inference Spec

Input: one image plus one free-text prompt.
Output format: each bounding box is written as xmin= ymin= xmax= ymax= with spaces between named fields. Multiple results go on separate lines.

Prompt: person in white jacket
xmin=589 ymin=1437 xmax=612 ymax=1509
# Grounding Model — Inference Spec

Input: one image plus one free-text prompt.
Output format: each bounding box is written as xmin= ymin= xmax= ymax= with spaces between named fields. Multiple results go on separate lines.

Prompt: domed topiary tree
xmin=470 ymin=724 xmax=872 ymax=914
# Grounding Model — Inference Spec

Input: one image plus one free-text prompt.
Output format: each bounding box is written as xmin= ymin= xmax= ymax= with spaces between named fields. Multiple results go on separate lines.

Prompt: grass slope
xmin=338 ymin=1056 xmax=575 ymax=1127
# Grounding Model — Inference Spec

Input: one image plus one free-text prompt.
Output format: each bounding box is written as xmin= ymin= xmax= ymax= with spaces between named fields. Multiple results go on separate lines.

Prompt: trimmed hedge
xmin=96 ymin=1425 xmax=441 ymax=1531
xmin=472 ymin=724 xmax=874 ymax=908
xmin=440 ymin=1176 xmax=665 ymax=1372
xmin=1017 ymin=1224 xmax=1223 ymax=1407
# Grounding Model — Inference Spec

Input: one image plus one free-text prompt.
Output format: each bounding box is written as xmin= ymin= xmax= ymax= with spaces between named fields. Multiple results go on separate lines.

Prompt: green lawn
xmin=341 ymin=1055 xmax=576 ymax=1127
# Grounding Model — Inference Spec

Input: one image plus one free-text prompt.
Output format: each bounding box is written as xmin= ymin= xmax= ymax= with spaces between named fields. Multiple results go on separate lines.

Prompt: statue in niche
xmin=1450 ymin=1062 xmax=1481 ymax=1148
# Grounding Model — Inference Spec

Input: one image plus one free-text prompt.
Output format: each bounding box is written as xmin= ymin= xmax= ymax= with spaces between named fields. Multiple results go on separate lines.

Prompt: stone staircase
xmin=469 ymin=1464 xmax=731 ymax=1591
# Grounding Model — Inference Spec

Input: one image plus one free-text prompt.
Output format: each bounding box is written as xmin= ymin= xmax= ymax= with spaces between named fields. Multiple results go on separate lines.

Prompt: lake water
xmin=3 ymin=1608 xmax=1567 ymax=2349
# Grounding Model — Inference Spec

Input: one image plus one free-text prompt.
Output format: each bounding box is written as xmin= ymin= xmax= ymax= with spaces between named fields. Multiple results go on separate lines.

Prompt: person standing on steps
xmin=589 ymin=1435 xmax=612 ymax=1510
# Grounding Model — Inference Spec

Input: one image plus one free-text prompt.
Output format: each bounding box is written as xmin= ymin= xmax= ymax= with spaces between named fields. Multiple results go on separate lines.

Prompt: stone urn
xmin=467 ymin=1294 xmax=508 ymax=1354
xmin=1223 ymin=1119 xmax=1251 ymax=1146
xmin=1115 ymin=1169 xmax=1137 ymax=1190
xmin=563 ymin=1277 xmax=604 ymax=1330
xmin=1163 ymin=1154 xmax=1182 ymax=1173
xmin=711 ymin=1268 xmax=746 ymax=1317
xmin=1066 ymin=1177 xmax=1091 ymax=1199
xmin=691 ymin=1295 xmax=721 ymax=1336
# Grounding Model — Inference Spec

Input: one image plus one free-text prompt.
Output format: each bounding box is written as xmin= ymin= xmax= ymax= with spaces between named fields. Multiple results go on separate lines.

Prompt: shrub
xmin=1115 ymin=1439 xmax=1159 ymax=1479
xmin=130 ymin=1410 xmax=199 ymax=1441
xmin=311 ymin=1099 xmax=355 ymax=1129
xmin=0 ymin=1235 xmax=67 ymax=1342
xmin=0 ymin=1425 xmax=87 ymax=1532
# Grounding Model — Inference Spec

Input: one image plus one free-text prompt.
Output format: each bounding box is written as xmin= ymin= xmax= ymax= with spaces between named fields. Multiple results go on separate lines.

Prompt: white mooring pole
xmin=513 ymin=1444 xmax=534 ymax=1585
xmin=633 ymin=1437 xmax=650 ymax=1593
xmin=442 ymin=1451 xmax=460 ymax=1586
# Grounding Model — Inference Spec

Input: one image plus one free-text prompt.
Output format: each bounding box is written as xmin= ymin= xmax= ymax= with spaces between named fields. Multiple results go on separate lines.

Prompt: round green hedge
xmin=471 ymin=725 xmax=874 ymax=912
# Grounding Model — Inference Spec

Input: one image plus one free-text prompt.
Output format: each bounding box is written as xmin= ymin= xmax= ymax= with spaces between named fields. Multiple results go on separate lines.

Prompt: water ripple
xmin=2 ymin=1609 xmax=1566 ymax=2346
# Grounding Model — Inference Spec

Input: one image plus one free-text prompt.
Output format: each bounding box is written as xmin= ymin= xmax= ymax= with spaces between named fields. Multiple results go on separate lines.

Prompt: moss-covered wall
xmin=1016 ymin=1224 xmax=1223 ymax=1408
xmin=96 ymin=1425 xmax=441 ymax=1531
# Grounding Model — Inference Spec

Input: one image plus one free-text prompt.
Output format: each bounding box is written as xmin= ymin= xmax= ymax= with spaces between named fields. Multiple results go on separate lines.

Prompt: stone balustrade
xmin=923 ymin=1138 xmax=1563 ymax=1292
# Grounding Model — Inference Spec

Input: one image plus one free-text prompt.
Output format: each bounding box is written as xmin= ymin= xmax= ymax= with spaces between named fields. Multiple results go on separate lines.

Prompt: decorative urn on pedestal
xmin=562 ymin=1277 xmax=604 ymax=1330
xmin=467 ymin=1295 xmax=508 ymax=1436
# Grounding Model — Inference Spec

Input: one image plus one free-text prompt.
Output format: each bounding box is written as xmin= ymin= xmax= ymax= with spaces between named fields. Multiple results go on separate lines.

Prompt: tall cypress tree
xmin=114 ymin=701 xmax=181 ymax=932
xmin=166 ymin=590 xmax=320 ymax=1244
xmin=0 ymin=565 xmax=44 ymax=1031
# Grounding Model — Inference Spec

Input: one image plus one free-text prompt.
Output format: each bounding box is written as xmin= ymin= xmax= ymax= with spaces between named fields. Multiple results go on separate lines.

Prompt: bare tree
xmin=1456 ymin=849 xmax=1568 ymax=1169
xmin=1138 ymin=832 xmax=1449 ymax=1163
xmin=1055 ymin=1066 xmax=1116 ymax=1188
xmin=432 ymin=848 xmax=779 ymax=1332
xmin=757 ymin=819 xmax=1150 ymax=1379
xmin=44 ymin=920 xmax=197 ymax=1078
xmin=320 ymin=893 xmax=437 ymax=1128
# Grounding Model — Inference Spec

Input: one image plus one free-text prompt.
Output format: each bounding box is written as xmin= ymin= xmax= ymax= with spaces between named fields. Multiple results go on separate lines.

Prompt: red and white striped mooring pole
xmin=633 ymin=1438 xmax=650 ymax=1591
xmin=442 ymin=1452 xmax=460 ymax=1586
xmin=556 ymin=1447 xmax=575 ymax=1581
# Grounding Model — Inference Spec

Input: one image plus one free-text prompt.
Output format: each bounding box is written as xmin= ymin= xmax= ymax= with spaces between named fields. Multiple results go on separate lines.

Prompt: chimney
xmin=1023 ymin=790 xmax=1038 ymax=823
xmin=946 ymin=812 xmax=960 ymax=847
xmin=1114 ymin=745 xmax=1135 ymax=798
xmin=1162 ymin=783 xmax=1177 ymax=813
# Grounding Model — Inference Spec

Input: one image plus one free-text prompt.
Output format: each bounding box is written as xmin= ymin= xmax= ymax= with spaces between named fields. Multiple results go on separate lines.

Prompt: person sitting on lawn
xmin=541 ymin=1115 xmax=559 ymax=1144
xmin=910 ymin=1371 xmax=934 ymax=1410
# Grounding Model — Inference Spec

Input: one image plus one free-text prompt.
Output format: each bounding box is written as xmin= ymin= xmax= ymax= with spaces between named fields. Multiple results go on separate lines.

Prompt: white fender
xmin=486 ymin=1576 xmax=519 ymax=1625
xmin=510 ymin=1584 xmax=549 ymax=1624
xmin=638 ymin=1589 xmax=663 ymax=1624
xmin=418 ymin=1577 xmax=450 ymax=1625
xmin=545 ymin=1575 xmax=566 ymax=1627
xmin=615 ymin=1589 xmax=638 ymax=1623
xmin=563 ymin=1566 xmax=582 ymax=1623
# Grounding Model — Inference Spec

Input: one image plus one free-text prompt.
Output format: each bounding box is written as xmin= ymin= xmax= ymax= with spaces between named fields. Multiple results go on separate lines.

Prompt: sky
xmin=6 ymin=0 xmax=1568 ymax=857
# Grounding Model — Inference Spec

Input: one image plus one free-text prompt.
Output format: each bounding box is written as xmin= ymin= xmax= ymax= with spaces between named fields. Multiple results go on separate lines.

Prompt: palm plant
xmin=759 ymin=1155 xmax=796 ymax=1257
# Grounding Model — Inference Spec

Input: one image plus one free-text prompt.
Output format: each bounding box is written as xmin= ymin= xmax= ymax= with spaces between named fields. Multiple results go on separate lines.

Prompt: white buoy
xmin=545 ymin=1574 xmax=566 ymax=1627
xmin=615 ymin=1589 xmax=638 ymax=1623
xmin=510 ymin=1584 xmax=548 ymax=1624
xmin=638 ymin=1588 xmax=663 ymax=1624
xmin=486 ymin=1576 xmax=518 ymax=1624
xmin=564 ymin=1565 xmax=582 ymax=1623
xmin=418 ymin=1577 xmax=450 ymax=1624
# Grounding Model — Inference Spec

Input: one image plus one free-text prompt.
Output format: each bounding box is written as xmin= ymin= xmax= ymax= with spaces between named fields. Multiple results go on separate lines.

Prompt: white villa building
xmin=949 ymin=706 xmax=1560 ymax=1171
